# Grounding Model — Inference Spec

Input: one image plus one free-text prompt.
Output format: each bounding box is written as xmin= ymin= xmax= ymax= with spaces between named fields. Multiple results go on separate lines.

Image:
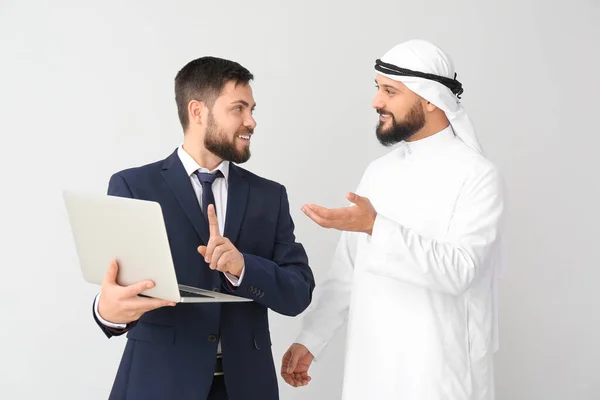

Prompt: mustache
xmin=238 ymin=128 xmax=254 ymax=135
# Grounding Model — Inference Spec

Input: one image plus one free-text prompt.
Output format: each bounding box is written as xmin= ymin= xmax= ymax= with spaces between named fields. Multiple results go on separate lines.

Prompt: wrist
xmin=97 ymin=296 xmax=108 ymax=320
xmin=366 ymin=213 xmax=376 ymax=235
xmin=231 ymin=264 xmax=243 ymax=277
xmin=98 ymin=303 xmax=118 ymax=324
xmin=96 ymin=294 xmax=128 ymax=328
xmin=232 ymin=253 xmax=245 ymax=277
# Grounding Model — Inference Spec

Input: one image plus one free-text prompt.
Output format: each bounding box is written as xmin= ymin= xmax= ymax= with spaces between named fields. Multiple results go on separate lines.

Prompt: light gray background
xmin=1 ymin=1 xmax=598 ymax=399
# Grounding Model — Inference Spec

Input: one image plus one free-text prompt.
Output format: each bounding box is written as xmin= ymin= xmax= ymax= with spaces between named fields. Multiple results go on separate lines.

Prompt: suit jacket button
xmin=208 ymin=334 xmax=217 ymax=343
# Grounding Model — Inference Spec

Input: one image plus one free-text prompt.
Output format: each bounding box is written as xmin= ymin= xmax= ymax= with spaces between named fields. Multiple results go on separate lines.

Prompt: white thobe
xmin=296 ymin=126 xmax=505 ymax=400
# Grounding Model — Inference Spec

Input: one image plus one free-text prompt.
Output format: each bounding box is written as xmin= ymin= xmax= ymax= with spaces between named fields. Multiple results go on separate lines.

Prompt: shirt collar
xmin=400 ymin=125 xmax=456 ymax=157
xmin=177 ymin=144 xmax=230 ymax=181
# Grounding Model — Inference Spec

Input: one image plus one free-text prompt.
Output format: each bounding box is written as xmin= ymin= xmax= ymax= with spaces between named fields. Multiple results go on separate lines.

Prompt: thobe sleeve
xmin=366 ymin=163 xmax=504 ymax=295
xmin=295 ymin=174 xmax=369 ymax=360
xmin=295 ymin=230 xmax=359 ymax=359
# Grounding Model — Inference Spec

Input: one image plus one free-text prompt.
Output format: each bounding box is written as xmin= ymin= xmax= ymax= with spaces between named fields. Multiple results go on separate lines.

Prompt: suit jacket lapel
xmin=224 ymin=164 xmax=249 ymax=245
xmin=161 ymin=150 xmax=210 ymax=245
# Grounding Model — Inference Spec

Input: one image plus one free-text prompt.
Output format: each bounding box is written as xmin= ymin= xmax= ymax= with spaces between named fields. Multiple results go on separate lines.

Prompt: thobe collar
xmin=400 ymin=125 xmax=456 ymax=157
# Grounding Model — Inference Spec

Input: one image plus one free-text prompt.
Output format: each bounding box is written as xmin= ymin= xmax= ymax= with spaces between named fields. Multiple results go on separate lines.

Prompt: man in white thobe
xmin=281 ymin=39 xmax=506 ymax=400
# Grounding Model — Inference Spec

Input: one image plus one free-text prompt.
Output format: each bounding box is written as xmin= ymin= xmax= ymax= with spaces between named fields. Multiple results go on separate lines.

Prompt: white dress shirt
xmin=94 ymin=145 xmax=245 ymax=340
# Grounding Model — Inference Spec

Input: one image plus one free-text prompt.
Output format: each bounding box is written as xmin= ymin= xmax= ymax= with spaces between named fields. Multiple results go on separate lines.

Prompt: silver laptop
xmin=63 ymin=190 xmax=252 ymax=303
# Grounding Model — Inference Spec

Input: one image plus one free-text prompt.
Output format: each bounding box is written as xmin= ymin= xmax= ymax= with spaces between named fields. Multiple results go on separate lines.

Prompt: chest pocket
xmin=237 ymin=216 xmax=277 ymax=257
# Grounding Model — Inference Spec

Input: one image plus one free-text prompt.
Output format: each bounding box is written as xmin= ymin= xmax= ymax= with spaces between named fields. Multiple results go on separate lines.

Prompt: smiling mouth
xmin=238 ymin=134 xmax=252 ymax=141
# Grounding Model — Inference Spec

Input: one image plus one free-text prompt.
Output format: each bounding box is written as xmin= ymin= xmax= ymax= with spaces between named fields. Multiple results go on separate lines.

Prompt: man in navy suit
xmin=92 ymin=56 xmax=315 ymax=400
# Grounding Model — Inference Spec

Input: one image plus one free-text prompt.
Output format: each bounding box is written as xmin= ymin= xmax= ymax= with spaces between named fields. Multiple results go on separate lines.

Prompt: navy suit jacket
xmin=93 ymin=149 xmax=315 ymax=400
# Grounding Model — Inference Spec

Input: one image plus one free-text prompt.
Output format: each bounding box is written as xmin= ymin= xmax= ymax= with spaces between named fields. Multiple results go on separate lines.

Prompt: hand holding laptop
xmin=197 ymin=204 xmax=244 ymax=278
xmin=97 ymin=259 xmax=176 ymax=324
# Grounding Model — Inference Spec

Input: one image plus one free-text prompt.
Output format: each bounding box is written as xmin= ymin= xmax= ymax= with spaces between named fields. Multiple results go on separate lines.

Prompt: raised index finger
xmin=207 ymin=204 xmax=221 ymax=237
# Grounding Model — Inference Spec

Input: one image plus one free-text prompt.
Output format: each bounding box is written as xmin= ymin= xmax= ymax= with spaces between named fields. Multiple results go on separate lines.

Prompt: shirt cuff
xmin=224 ymin=263 xmax=245 ymax=287
xmin=295 ymin=330 xmax=327 ymax=362
xmin=94 ymin=293 xmax=127 ymax=329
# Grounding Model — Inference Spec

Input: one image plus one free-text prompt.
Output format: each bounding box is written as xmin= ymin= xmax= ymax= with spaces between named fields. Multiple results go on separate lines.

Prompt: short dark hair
xmin=174 ymin=56 xmax=254 ymax=130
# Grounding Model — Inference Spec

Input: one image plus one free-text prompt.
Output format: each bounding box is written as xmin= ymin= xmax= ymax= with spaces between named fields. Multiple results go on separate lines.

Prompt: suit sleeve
xmin=221 ymin=185 xmax=315 ymax=317
xmin=93 ymin=172 xmax=138 ymax=339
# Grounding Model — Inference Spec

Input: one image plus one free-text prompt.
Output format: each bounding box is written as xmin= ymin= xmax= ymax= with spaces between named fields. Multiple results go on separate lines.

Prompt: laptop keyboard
xmin=179 ymin=289 xmax=212 ymax=298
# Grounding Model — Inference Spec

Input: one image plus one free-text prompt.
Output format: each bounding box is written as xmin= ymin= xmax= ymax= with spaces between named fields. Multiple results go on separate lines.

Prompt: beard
xmin=375 ymin=101 xmax=426 ymax=147
xmin=204 ymin=111 xmax=252 ymax=164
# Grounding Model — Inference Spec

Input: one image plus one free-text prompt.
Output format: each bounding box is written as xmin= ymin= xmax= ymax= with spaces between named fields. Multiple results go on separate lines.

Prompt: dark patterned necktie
xmin=194 ymin=170 xmax=223 ymax=217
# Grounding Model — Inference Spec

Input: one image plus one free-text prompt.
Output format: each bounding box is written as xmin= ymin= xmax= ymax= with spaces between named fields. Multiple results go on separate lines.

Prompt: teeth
xmin=239 ymin=135 xmax=251 ymax=140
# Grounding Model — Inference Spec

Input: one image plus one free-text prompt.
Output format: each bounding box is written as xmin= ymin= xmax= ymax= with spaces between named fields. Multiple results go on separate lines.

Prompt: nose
xmin=372 ymin=93 xmax=385 ymax=110
xmin=244 ymin=114 xmax=257 ymax=131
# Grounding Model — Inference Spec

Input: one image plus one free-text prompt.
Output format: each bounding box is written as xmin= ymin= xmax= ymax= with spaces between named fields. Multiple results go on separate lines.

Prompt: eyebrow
xmin=231 ymin=100 xmax=256 ymax=109
xmin=375 ymin=80 xmax=399 ymax=91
